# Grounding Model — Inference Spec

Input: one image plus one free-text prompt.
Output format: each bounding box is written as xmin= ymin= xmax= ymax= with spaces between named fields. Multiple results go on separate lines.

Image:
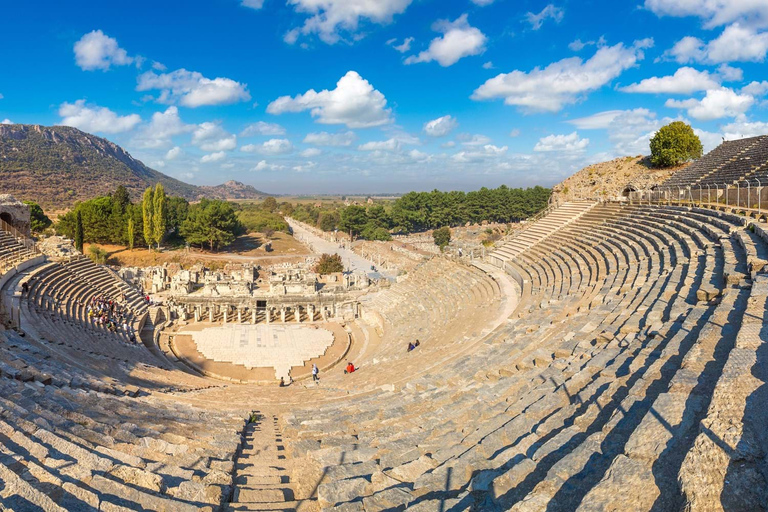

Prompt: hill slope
xmin=551 ymin=155 xmax=688 ymax=204
xmin=0 ymin=124 xmax=269 ymax=208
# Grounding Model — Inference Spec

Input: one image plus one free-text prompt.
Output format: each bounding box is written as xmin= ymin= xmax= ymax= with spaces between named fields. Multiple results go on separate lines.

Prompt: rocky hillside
xmin=0 ymin=124 xmax=269 ymax=208
xmin=199 ymin=180 xmax=268 ymax=200
xmin=551 ymin=155 xmax=688 ymax=204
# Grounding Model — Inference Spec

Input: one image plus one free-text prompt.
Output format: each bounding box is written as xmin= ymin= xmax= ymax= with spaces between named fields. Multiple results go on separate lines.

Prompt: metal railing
xmin=0 ymin=219 xmax=41 ymax=273
xmin=628 ymin=180 xmax=768 ymax=217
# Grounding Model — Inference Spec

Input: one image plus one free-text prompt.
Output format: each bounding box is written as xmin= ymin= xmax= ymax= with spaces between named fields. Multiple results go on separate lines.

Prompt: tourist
xmin=344 ymin=361 xmax=356 ymax=374
xmin=279 ymin=377 xmax=285 ymax=387
xmin=407 ymin=342 xmax=415 ymax=352
xmin=312 ymin=364 xmax=319 ymax=382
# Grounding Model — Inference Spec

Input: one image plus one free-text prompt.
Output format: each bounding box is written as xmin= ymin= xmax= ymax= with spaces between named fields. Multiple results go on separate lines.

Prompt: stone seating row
xmin=269 ymin=204 xmax=766 ymax=511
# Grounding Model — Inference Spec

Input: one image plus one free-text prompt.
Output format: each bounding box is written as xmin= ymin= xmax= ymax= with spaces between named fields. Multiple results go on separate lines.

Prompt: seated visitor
xmin=344 ymin=362 xmax=356 ymax=374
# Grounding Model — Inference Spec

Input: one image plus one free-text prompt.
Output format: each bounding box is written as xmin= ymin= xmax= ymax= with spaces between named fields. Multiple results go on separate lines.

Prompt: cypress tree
xmin=142 ymin=186 xmax=154 ymax=251
xmin=75 ymin=210 xmax=84 ymax=253
xmin=153 ymin=183 xmax=166 ymax=249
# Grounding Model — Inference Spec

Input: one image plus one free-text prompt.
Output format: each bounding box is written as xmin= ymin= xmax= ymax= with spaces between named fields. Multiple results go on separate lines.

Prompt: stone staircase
xmin=489 ymin=200 xmax=598 ymax=266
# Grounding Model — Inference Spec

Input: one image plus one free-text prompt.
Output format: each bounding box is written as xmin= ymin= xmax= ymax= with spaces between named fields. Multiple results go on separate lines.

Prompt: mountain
xmin=0 ymin=124 xmax=270 ymax=209
xmin=199 ymin=180 xmax=269 ymax=200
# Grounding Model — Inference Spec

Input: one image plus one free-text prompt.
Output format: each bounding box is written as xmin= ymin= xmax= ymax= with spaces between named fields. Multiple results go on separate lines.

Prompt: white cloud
xmin=1 ymin=119 xmax=12 ymax=125
xmin=717 ymin=63 xmax=743 ymax=81
xmin=241 ymin=0 xmax=264 ymax=9
xmin=242 ymin=138 xmax=294 ymax=155
xmin=621 ymin=67 xmax=720 ymax=94
xmin=192 ymin=122 xmax=237 ymax=151
xmin=569 ymin=108 xmax=665 ymax=155
xmin=569 ymin=110 xmax=626 ymax=129
xmin=525 ymin=4 xmax=565 ymax=30
xmin=534 ymin=132 xmax=590 ymax=152
xmin=569 ymin=39 xmax=589 ymax=51
xmin=458 ymin=133 xmax=492 ymax=146
xmin=240 ymin=121 xmax=286 ymax=136
xmin=201 ymin=152 xmax=227 ymax=163
xmin=644 ymin=0 xmax=768 ymax=29
xmin=423 ymin=115 xmax=458 ymax=137
xmin=471 ymin=0 xmax=495 ymax=5
xmin=300 ymin=148 xmax=323 ymax=157
xmin=452 ymin=144 xmax=508 ymax=162
xmin=667 ymin=24 xmax=768 ymax=64
xmin=509 ymin=129 xmax=521 ymax=137
xmin=252 ymin=160 xmax=286 ymax=172
xmin=472 ymin=39 xmax=653 ymax=112
xmin=358 ymin=138 xmax=401 ymax=151
xmin=137 ymin=69 xmax=251 ymax=107
xmin=59 ymin=100 xmax=141 ymax=134
xmin=267 ymin=71 xmax=392 ymax=128
xmin=74 ymin=30 xmax=133 ymax=71
xmin=165 ymin=146 xmax=182 ymax=160
xmin=285 ymin=0 xmax=413 ymax=44
xmin=665 ymin=87 xmax=754 ymax=120
xmin=133 ymin=106 xmax=194 ymax=148
xmin=722 ymin=120 xmax=768 ymax=139
xmin=404 ymin=14 xmax=486 ymax=67
xmin=388 ymin=37 xmax=414 ymax=53
xmin=742 ymin=81 xmax=768 ymax=96
xmin=303 ymin=131 xmax=357 ymax=146
xmin=482 ymin=61 xmax=494 ymax=69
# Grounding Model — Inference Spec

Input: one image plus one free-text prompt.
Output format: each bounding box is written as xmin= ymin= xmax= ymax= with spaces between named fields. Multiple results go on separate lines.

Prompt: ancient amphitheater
xmin=1 ymin=139 xmax=767 ymax=512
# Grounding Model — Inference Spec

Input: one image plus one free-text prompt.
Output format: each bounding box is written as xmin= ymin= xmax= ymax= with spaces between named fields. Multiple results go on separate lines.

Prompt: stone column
xmin=308 ymin=305 xmax=315 ymax=323
xmin=237 ymin=308 xmax=242 ymax=323
xmin=266 ymin=308 xmax=271 ymax=324
xmin=223 ymin=307 xmax=228 ymax=324
xmin=280 ymin=308 xmax=286 ymax=323
xmin=296 ymin=306 xmax=302 ymax=323
xmin=194 ymin=307 xmax=200 ymax=322
xmin=209 ymin=307 xmax=214 ymax=323
xmin=252 ymin=308 xmax=257 ymax=324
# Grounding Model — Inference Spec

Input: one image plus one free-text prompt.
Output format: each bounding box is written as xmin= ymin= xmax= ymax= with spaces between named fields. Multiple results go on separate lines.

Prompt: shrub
xmin=88 ymin=245 xmax=108 ymax=265
xmin=314 ymin=253 xmax=344 ymax=275
xmin=433 ymin=226 xmax=451 ymax=250
xmin=650 ymin=121 xmax=703 ymax=168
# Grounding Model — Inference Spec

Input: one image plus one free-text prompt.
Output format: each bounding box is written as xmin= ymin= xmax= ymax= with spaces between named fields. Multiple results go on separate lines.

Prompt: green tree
xmin=433 ymin=226 xmax=451 ymax=250
xmin=75 ymin=210 xmax=84 ymax=253
xmin=650 ymin=121 xmax=703 ymax=168
xmin=153 ymin=183 xmax=166 ymax=249
xmin=166 ymin=196 xmax=189 ymax=235
xmin=262 ymin=196 xmax=278 ymax=212
xmin=314 ymin=253 xmax=344 ymax=274
xmin=111 ymin=185 xmax=130 ymax=212
xmin=142 ymin=186 xmax=154 ymax=250
xmin=87 ymin=245 xmax=108 ymax=264
xmin=180 ymin=199 xmax=244 ymax=251
xmin=339 ymin=205 xmax=368 ymax=239
xmin=23 ymin=201 xmax=52 ymax=233
xmin=127 ymin=217 xmax=136 ymax=250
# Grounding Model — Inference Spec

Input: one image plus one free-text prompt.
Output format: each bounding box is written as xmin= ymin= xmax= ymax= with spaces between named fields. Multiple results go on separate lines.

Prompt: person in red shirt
xmin=344 ymin=362 xmax=356 ymax=374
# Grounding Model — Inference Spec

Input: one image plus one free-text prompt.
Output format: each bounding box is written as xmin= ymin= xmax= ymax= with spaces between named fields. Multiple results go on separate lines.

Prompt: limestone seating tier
xmin=0 ymin=230 xmax=36 ymax=273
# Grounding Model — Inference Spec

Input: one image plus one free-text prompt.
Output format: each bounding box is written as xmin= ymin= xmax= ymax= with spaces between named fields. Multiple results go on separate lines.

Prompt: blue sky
xmin=2 ymin=0 xmax=768 ymax=194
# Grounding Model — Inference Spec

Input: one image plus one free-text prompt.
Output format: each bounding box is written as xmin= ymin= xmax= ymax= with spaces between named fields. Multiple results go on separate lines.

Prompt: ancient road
xmin=286 ymin=218 xmax=396 ymax=280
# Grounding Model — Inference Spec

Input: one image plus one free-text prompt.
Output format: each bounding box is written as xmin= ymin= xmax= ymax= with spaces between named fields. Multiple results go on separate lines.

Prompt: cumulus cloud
xmin=569 ymin=108 xmax=669 ymax=155
xmin=74 ymin=30 xmax=134 ymax=71
xmin=525 ymin=4 xmax=565 ymax=30
xmin=482 ymin=61 xmax=494 ymax=69
xmin=303 ymin=131 xmax=356 ymax=146
xmin=242 ymin=138 xmax=294 ymax=155
xmin=192 ymin=122 xmax=237 ymax=151
xmin=201 ymin=151 xmax=226 ymax=163
xmin=666 ymin=24 xmax=768 ymax=64
xmin=267 ymin=71 xmax=392 ymax=128
xmin=452 ymin=144 xmax=508 ymax=162
xmin=472 ymin=39 xmax=653 ymax=113
xmin=405 ymin=14 xmax=486 ymax=67
xmin=300 ymin=148 xmax=323 ymax=157
xmin=252 ymin=160 xmax=286 ymax=172
xmin=358 ymin=133 xmax=419 ymax=152
xmin=665 ymin=87 xmax=754 ymax=120
xmin=165 ymin=146 xmax=182 ymax=160
xmin=644 ymin=0 xmax=768 ymax=29
xmin=534 ymin=132 xmax=589 ymax=152
xmin=137 ymin=69 xmax=251 ymax=107
xmin=621 ymin=67 xmax=721 ymax=94
xmin=59 ymin=100 xmax=141 ymax=134
xmin=742 ymin=81 xmax=768 ymax=96
xmin=1 ymin=119 xmax=13 ymax=125
xmin=284 ymin=0 xmax=413 ymax=44
xmin=388 ymin=37 xmax=414 ymax=53
xmin=423 ymin=115 xmax=458 ymax=137
xmin=722 ymin=120 xmax=768 ymax=139
xmin=458 ymin=133 xmax=492 ymax=146
xmin=132 ymin=106 xmax=194 ymax=148
xmin=240 ymin=121 xmax=286 ymax=136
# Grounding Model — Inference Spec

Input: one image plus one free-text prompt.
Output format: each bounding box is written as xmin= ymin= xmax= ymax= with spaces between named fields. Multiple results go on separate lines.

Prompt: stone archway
xmin=0 ymin=212 xmax=12 ymax=226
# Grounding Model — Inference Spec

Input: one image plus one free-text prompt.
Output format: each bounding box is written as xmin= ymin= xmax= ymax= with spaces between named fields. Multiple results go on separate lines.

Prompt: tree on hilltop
xmin=650 ymin=121 xmax=703 ymax=168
